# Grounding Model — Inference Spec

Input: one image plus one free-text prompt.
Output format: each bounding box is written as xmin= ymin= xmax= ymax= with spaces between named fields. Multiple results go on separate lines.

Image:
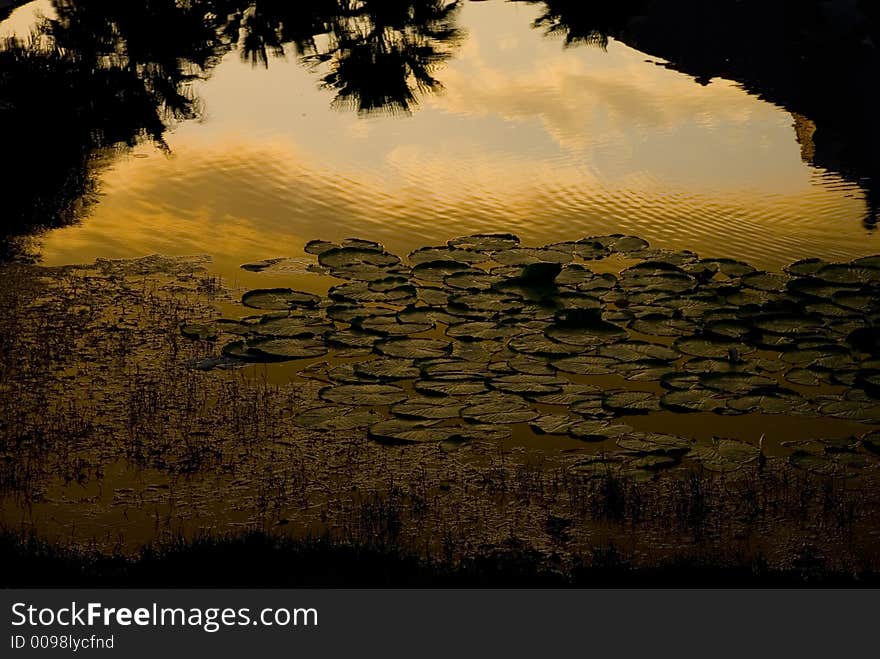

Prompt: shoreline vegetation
xmin=3 ymin=233 xmax=880 ymax=585
xmin=2 ymin=531 xmax=877 ymax=587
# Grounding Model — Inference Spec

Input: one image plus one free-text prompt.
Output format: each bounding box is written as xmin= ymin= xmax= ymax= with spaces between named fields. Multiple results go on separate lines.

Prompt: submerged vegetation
xmin=3 ymin=232 xmax=880 ymax=583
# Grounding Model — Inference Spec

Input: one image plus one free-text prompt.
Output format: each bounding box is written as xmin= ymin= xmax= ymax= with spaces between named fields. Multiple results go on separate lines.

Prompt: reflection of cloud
xmin=38 ymin=135 xmax=868 ymax=275
xmin=431 ymin=37 xmax=760 ymax=151
xmin=0 ymin=0 xmax=54 ymax=39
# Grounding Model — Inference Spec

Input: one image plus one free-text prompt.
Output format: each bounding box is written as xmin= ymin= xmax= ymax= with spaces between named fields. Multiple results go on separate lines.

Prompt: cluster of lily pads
xmin=183 ymin=233 xmax=880 ymax=478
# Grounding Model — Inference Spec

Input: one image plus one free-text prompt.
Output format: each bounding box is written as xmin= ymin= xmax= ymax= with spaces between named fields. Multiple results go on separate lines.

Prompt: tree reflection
xmin=515 ymin=0 xmax=880 ymax=227
xmin=519 ymin=0 xmax=646 ymax=49
xmin=226 ymin=1 xmax=463 ymax=114
xmin=0 ymin=0 xmax=463 ymax=255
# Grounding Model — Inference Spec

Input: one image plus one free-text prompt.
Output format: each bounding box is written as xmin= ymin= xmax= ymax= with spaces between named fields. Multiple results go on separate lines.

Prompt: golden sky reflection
xmin=34 ymin=0 xmax=874 ymax=277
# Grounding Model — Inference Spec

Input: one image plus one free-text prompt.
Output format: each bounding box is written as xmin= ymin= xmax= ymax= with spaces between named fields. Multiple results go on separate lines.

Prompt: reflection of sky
xmin=0 ymin=0 xmax=53 ymax=38
xmin=18 ymin=0 xmax=873 ymax=274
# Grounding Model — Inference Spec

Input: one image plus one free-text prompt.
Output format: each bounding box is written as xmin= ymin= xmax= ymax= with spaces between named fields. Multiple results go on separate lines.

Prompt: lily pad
xmin=245 ymin=337 xmax=328 ymax=360
xmin=242 ymin=288 xmax=320 ymax=310
xmin=293 ymin=406 xmax=382 ymax=431
xmin=181 ymin=323 xmax=219 ymax=341
xmin=693 ymin=437 xmax=759 ymax=472
xmin=603 ymin=391 xmax=661 ymax=414
xmin=448 ymin=233 xmax=520 ymax=252
xmin=461 ymin=395 xmax=539 ymax=424
xmin=570 ymin=421 xmax=633 ymax=441
xmin=320 ymin=384 xmax=407 ymax=406
xmin=392 ymin=397 xmax=466 ymax=420
xmin=489 ymin=374 xmax=567 ymax=395
xmin=375 ymin=337 xmax=451 ymax=359
xmin=354 ymin=359 xmax=421 ymax=381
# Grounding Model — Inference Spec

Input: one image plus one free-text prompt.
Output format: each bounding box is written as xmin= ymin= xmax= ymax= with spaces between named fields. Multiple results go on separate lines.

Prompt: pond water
xmin=1 ymin=0 xmax=877 ymax=277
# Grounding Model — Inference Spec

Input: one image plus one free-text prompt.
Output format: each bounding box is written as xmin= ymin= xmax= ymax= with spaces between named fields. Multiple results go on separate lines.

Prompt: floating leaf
xmin=392 ymin=397 xmax=466 ymax=420
xmin=693 ymin=437 xmax=759 ymax=472
xmin=354 ymin=359 xmax=420 ymax=381
xmin=414 ymin=379 xmax=488 ymax=397
xmin=448 ymin=233 xmax=520 ymax=252
xmin=530 ymin=415 xmax=582 ymax=435
xmin=489 ymin=374 xmax=567 ymax=395
xmin=375 ymin=337 xmax=451 ymax=359
xmin=320 ymin=384 xmax=407 ymax=406
xmin=293 ymin=406 xmax=382 ymax=431
xmin=181 ymin=323 xmax=218 ymax=341
xmin=245 ymin=337 xmax=328 ymax=360
xmin=241 ymin=288 xmax=320 ymax=310
xmin=570 ymin=421 xmax=633 ymax=441
xmin=603 ymin=391 xmax=661 ymax=414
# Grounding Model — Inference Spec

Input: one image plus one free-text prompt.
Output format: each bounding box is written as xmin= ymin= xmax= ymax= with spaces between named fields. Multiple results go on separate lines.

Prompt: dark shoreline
xmin=2 ymin=531 xmax=876 ymax=588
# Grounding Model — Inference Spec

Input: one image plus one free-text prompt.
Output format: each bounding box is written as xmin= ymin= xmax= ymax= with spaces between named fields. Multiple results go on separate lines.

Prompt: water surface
xmin=1 ymin=0 xmax=876 ymax=276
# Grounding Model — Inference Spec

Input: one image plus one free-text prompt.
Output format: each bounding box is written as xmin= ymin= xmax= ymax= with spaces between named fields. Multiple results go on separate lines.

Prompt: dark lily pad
xmin=553 ymin=355 xmax=617 ymax=375
xmin=617 ymin=433 xmax=691 ymax=455
xmin=420 ymin=359 xmax=490 ymax=380
xmin=409 ymin=246 xmax=487 ymax=265
xmin=293 ymin=406 xmax=382 ymax=431
xmin=320 ymin=384 xmax=407 ymax=406
xmin=367 ymin=419 xmax=459 ymax=444
xmin=489 ymin=374 xmax=567 ymax=395
xmin=392 ymin=397 xmax=466 ymax=420
xmin=245 ymin=337 xmax=328 ymax=360
xmin=530 ymin=415 xmax=582 ymax=435
xmin=448 ymin=233 xmax=520 ymax=252
xmin=318 ymin=246 xmax=400 ymax=269
xmin=693 ymin=437 xmax=759 ymax=472
xmin=529 ymin=384 xmax=601 ymax=406
xmin=354 ymin=359 xmax=420 ymax=381
xmin=181 ymin=323 xmax=219 ymax=341
xmin=660 ymin=389 xmax=726 ymax=413
xmin=414 ymin=379 xmax=488 ymax=397
xmin=304 ymin=239 xmax=338 ymax=255
xmin=461 ymin=395 xmax=539 ymax=424
xmin=242 ymin=288 xmax=320 ymax=310
xmin=603 ymin=391 xmax=661 ymax=414
xmin=570 ymin=421 xmax=633 ymax=441
xmin=375 ymin=337 xmax=451 ymax=359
